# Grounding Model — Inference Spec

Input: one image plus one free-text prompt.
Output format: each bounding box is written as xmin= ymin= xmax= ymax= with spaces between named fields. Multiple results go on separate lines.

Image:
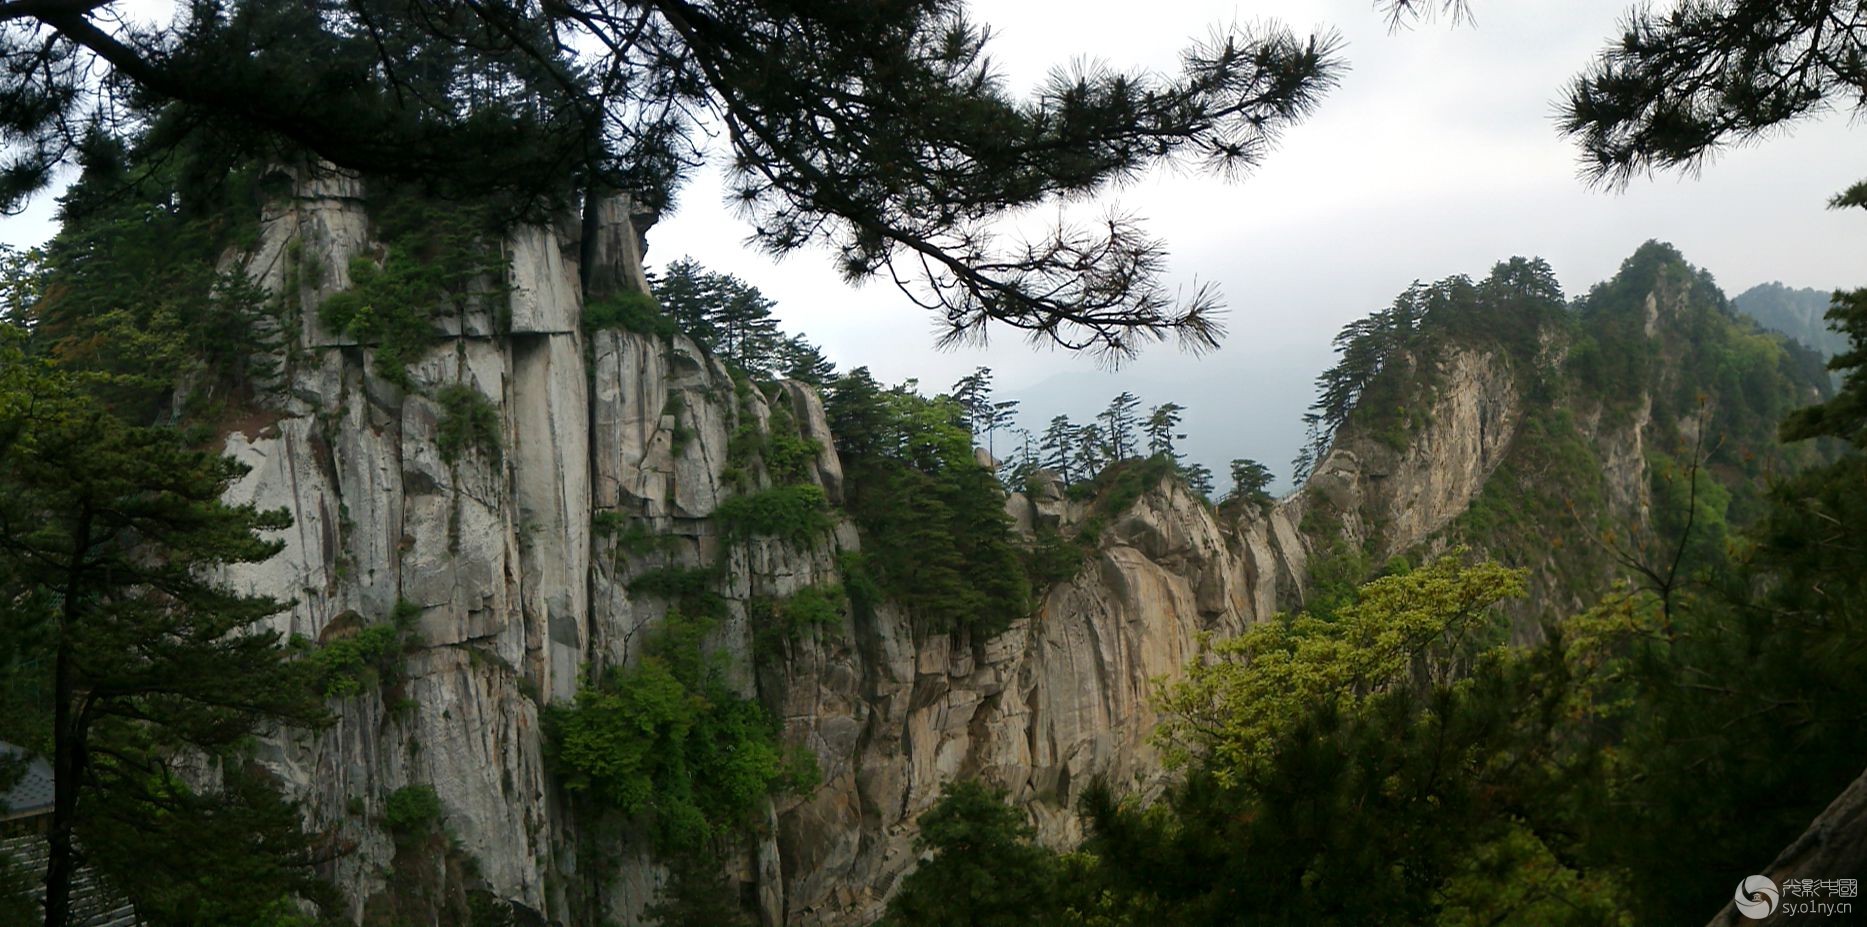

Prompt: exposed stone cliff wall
xmin=214 ymin=177 xmax=1780 ymax=927
xmin=213 ymin=172 xmax=1316 ymax=926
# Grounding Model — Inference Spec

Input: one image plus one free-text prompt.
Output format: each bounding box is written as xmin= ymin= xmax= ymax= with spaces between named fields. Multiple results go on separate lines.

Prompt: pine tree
xmin=1144 ymin=402 xmax=1186 ymax=461
xmin=652 ymin=257 xmax=725 ymax=348
xmin=882 ymin=781 xmax=1064 ymax=927
xmin=1099 ymin=392 xmax=1142 ymax=461
xmin=823 ymin=373 xmax=1030 ymax=638
xmin=999 ymin=426 xmax=1036 ymax=491
xmin=1181 ymin=462 xmax=1215 ymax=499
xmin=713 ymin=279 xmax=783 ymax=374
xmin=1039 ymin=415 xmax=1079 ymax=484
xmin=985 ymin=399 xmax=1020 ymax=458
xmin=1228 ymin=458 xmax=1275 ymax=510
xmin=0 ymin=0 xmax=1351 ymax=354
xmin=776 ymin=334 xmax=837 ymax=386
xmin=1550 ymin=2 xmax=1867 ymax=188
xmin=823 ymin=368 xmax=894 ymax=461
xmin=0 ymin=330 xmax=333 ymax=927
xmin=950 ymin=367 xmax=994 ymax=438
xmin=1073 ymin=422 xmax=1109 ymax=482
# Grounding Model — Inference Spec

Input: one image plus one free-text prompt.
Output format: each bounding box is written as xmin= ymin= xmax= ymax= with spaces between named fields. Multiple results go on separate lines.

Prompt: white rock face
xmin=1298 ymin=347 xmax=1522 ymax=560
xmin=224 ymin=167 xmax=1693 ymax=926
xmin=223 ymin=170 xmax=1321 ymax=926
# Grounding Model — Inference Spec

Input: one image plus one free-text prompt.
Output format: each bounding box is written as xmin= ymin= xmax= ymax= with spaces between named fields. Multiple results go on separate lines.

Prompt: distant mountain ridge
xmin=1733 ymin=281 xmax=1848 ymax=358
xmin=1283 ymin=242 xmax=1835 ymax=622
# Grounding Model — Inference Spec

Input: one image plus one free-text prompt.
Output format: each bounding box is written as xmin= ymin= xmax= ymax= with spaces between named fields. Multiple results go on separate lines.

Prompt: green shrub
xmin=715 ymin=484 xmax=832 ymax=545
xmin=583 ymin=290 xmax=676 ymax=338
xmin=435 ymin=384 xmax=501 ymax=465
xmin=628 ymin=566 xmax=728 ymax=620
xmin=1026 ymin=527 xmax=1088 ymax=588
xmin=543 ymin=612 xmax=816 ymax=850
xmin=1079 ymin=454 xmax=1177 ymax=513
xmin=750 ymin=584 xmax=846 ymax=660
xmin=837 ymin=551 xmax=884 ymax=626
xmin=383 ymin=784 xmax=444 ymax=839
xmin=593 ymin=512 xmax=681 ymax=557
xmin=781 ymin=584 xmax=844 ymax=632
xmin=319 ymin=198 xmax=504 ymax=387
xmin=301 ymin=600 xmax=421 ymax=698
xmin=762 ymin=402 xmax=822 ymax=484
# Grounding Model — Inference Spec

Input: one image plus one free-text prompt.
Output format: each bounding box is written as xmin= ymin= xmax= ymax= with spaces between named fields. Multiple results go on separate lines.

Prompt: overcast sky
xmin=644 ymin=0 xmax=1866 ymax=488
xmin=3 ymin=1 xmax=1861 ymax=489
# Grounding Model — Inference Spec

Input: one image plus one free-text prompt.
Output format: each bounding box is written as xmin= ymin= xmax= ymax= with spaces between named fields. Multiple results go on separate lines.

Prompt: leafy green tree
xmin=544 ymin=609 xmax=813 ymax=852
xmin=1155 ymin=555 xmax=1526 ymax=776
xmin=0 ymin=329 xmax=333 ymax=927
xmin=1069 ymin=555 xmax=1634 ymax=926
xmin=882 ymin=781 xmax=1063 ymax=927
xmin=0 ymin=0 xmax=1353 ymax=353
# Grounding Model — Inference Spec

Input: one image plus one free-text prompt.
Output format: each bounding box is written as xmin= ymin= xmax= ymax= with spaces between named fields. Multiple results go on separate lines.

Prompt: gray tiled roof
xmin=1 ymin=742 xmax=54 ymax=820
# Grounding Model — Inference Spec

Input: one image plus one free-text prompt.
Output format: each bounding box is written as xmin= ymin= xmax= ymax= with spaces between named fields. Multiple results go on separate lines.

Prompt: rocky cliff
xmin=212 ymin=170 xmax=1327 ymax=926
xmin=1290 ymin=246 xmax=1831 ymax=625
xmin=214 ymin=175 xmax=1825 ymax=926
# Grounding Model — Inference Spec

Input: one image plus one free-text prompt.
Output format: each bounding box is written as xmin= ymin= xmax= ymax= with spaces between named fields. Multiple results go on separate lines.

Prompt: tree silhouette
xmin=0 ymin=0 xmax=1356 ymax=356
xmin=1145 ymin=401 xmax=1187 ymax=462
xmin=1039 ymin=415 xmax=1079 ymax=484
xmin=1099 ymin=392 xmax=1142 ymax=461
xmin=1228 ymin=458 xmax=1275 ymax=510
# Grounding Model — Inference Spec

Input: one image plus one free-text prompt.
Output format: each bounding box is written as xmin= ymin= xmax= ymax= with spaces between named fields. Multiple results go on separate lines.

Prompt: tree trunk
xmin=43 ymin=510 xmax=89 ymax=927
xmin=43 ymin=641 xmax=76 ymax=927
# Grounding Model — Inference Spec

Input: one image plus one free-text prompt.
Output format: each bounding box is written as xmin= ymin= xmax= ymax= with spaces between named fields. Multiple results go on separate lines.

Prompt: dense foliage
xmin=319 ymin=194 xmax=507 ymax=389
xmin=824 ymin=368 xmax=1030 ymax=637
xmin=434 ymin=385 xmax=502 ymax=466
xmin=879 ymin=781 xmax=1070 ymax=927
xmin=0 ymin=327 xmax=336 ymax=925
xmin=543 ymin=610 xmax=815 ymax=851
xmin=295 ymin=600 xmax=423 ymax=699
xmin=888 ymin=267 xmax=1867 ymax=922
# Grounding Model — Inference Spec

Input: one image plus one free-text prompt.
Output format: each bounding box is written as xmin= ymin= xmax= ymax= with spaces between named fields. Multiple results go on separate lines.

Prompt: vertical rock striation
xmin=209 ymin=169 xmax=1325 ymax=925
